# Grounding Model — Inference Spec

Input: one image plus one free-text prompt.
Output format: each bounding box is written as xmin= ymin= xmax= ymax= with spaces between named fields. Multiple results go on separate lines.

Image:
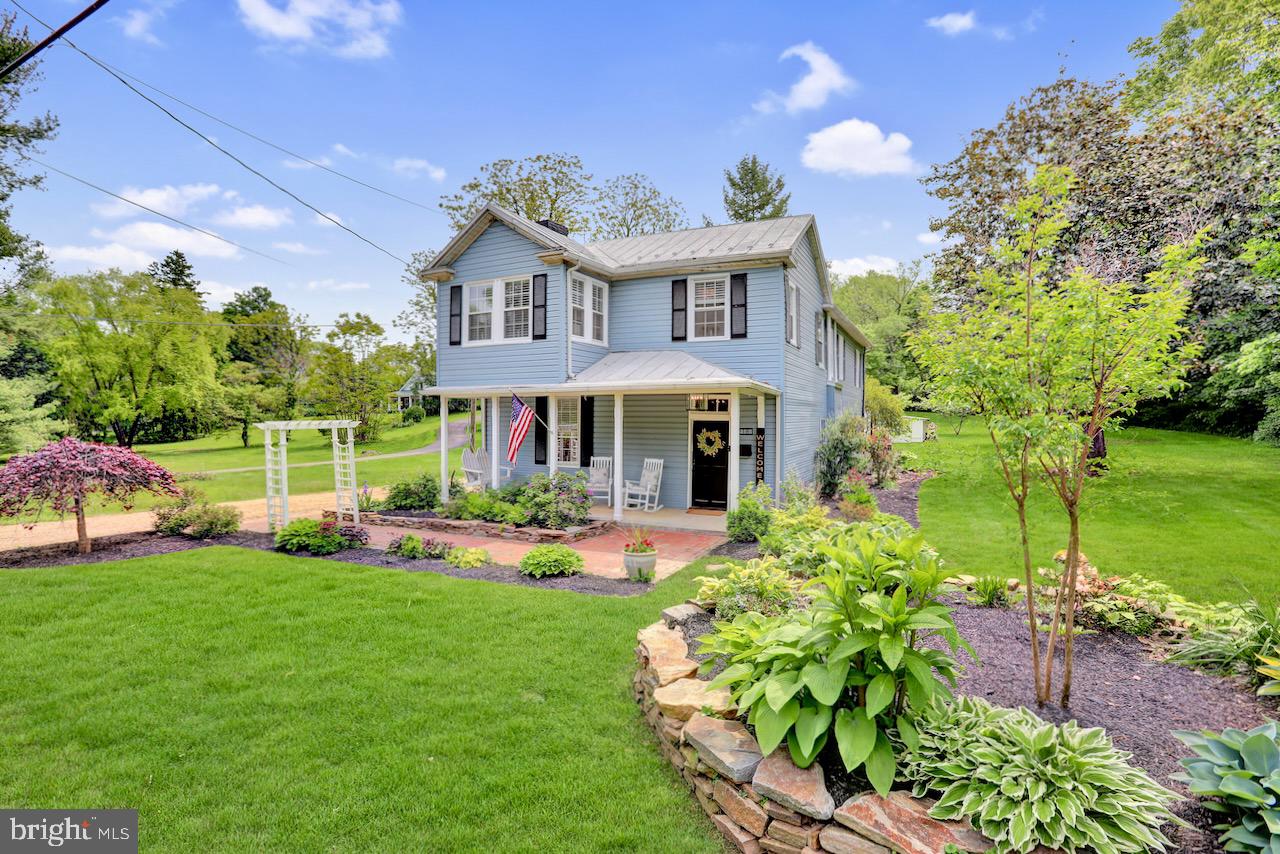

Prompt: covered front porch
xmin=428 ymin=351 xmax=780 ymax=531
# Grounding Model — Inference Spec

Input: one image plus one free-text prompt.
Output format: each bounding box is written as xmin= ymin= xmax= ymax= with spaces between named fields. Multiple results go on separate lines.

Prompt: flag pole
xmin=509 ymin=390 xmax=553 ymax=432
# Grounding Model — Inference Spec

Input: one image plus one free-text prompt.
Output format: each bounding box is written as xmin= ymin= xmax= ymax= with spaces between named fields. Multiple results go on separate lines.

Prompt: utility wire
xmin=0 ymin=0 xmax=109 ymax=81
xmin=25 ymin=155 xmax=288 ymax=265
xmin=13 ymin=1 xmax=409 ymax=266
xmin=88 ymin=56 xmax=441 ymax=215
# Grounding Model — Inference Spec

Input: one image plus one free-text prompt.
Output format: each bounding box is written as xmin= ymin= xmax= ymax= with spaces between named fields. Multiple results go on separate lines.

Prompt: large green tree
xmin=439 ymin=153 xmax=595 ymax=233
xmin=830 ymin=260 xmax=931 ymax=400
xmin=0 ymin=336 xmax=60 ymax=454
xmin=221 ymin=285 xmax=312 ymax=416
xmin=34 ymin=271 xmax=224 ymax=447
xmin=721 ymin=154 xmax=790 ymax=222
xmin=146 ymin=250 xmax=201 ymax=293
xmin=592 ymin=173 xmax=687 ymax=240
xmin=303 ymin=313 xmax=408 ymax=444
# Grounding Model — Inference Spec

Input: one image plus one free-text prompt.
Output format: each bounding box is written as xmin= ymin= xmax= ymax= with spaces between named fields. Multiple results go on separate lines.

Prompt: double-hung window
xmin=464 ymin=276 xmax=533 ymax=345
xmin=691 ymin=276 xmax=728 ymax=340
xmin=785 ymin=276 xmax=799 ymax=346
xmin=571 ymin=275 xmax=608 ymax=344
xmin=556 ymin=397 xmax=580 ymax=466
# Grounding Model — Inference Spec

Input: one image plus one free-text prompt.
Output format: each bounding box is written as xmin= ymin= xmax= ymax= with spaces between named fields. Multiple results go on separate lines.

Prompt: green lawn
xmin=0 ymin=548 xmax=721 ymax=852
xmin=909 ymin=415 xmax=1280 ymax=603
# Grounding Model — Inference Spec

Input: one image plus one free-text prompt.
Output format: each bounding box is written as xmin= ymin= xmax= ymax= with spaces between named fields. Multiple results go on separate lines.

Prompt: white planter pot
xmin=623 ymin=550 xmax=658 ymax=581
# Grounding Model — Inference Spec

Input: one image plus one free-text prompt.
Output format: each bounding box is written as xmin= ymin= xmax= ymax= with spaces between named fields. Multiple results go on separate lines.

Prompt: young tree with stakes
xmin=0 ymin=437 xmax=178 ymax=554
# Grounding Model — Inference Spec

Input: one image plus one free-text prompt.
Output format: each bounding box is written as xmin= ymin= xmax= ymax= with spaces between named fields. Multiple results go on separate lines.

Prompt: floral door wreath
xmin=696 ymin=428 xmax=724 ymax=457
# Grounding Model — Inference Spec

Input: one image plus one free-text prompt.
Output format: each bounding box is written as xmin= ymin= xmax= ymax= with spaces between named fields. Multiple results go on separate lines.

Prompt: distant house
xmin=418 ymin=204 xmax=867 ymax=520
xmin=390 ymin=372 xmax=431 ymax=412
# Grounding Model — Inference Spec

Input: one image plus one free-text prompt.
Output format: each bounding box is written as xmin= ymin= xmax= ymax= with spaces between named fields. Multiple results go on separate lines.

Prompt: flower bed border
xmin=635 ymin=604 xmax=1056 ymax=854
xmin=323 ymin=510 xmax=612 ymax=543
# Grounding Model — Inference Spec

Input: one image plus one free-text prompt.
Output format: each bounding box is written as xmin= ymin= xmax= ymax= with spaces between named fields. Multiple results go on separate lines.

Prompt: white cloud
xmin=100 ymin=222 xmax=239 ymax=258
xmin=92 ymin=183 xmax=222 ymax=219
xmin=332 ymin=142 xmax=361 ymax=158
xmin=47 ymin=243 xmax=157 ymax=271
xmin=116 ymin=1 xmax=174 ymax=45
xmin=916 ymin=231 xmax=944 ymax=245
xmin=801 ymin=118 xmax=919 ymax=177
xmin=201 ymin=280 xmax=245 ymax=306
xmin=212 ymin=204 xmax=294 ymax=230
xmin=926 ymin=10 xmax=977 ymax=36
xmin=753 ymin=42 xmax=855 ymax=115
xmin=282 ymin=155 xmax=333 ymax=169
xmin=313 ymin=211 xmax=344 ymax=227
xmin=830 ymin=255 xmax=898 ymax=277
xmin=307 ymin=278 xmax=369 ymax=292
xmin=392 ymin=157 xmax=446 ymax=181
xmin=236 ymin=0 xmax=404 ymax=59
xmin=272 ymin=241 xmax=327 ymax=255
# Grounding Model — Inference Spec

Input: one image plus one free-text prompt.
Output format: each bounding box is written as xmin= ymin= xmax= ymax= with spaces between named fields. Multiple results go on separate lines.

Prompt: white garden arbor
xmin=255 ymin=420 xmax=360 ymax=531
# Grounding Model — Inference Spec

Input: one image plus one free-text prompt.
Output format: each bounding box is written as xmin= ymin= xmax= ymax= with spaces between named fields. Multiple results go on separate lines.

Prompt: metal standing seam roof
xmin=573 ymin=350 xmax=756 ymax=386
xmin=585 ymin=216 xmax=814 ymax=269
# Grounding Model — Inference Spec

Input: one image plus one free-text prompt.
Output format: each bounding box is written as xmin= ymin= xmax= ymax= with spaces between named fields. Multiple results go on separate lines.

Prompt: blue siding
xmin=608 ymin=266 xmax=786 ymax=388
xmin=781 ymin=238 xmax=828 ymax=484
xmin=436 ymin=223 xmax=567 ymax=386
xmin=835 ymin=328 xmax=866 ymax=415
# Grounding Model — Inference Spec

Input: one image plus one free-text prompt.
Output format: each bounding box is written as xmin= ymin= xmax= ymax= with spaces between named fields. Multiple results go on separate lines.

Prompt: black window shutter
xmin=580 ymin=396 xmax=594 ymax=463
xmin=534 ymin=396 xmax=548 ymax=465
xmin=730 ymin=273 xmax=748 ymax=338
xmin=448 ymin=285 xmax=462 ymax=345
xmin=531 ymin=273 xmax=547 ymax=340
xmin=671 ymin=279 xmax=687 ymax=341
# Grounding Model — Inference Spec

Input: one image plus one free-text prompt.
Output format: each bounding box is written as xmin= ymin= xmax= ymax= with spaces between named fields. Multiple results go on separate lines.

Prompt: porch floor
xmin=587 ymin=504 xmax=728 ymax=534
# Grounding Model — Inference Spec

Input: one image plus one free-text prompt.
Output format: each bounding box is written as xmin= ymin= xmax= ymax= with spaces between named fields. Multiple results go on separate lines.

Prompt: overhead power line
xmin=0 ymin=0 xmax=109 ymax=81
xmin=13 ymin=1 xmax=409 ymax=267
xmin=26 ymin=156 xmax=288 ymax=266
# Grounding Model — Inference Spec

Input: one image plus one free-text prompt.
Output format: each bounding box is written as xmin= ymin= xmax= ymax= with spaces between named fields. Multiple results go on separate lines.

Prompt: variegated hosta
xmin=698 ymin=527 xmax=970 ymax=795
xmin=901 ymin=695 xmax=1177 ymax=854
xmin=1174 ymin=721 xmax=1280 ymax=854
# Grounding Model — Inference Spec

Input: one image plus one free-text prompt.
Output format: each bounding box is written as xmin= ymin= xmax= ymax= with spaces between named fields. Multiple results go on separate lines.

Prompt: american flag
xmin=507 ymin=394 xmax=535 ymax=462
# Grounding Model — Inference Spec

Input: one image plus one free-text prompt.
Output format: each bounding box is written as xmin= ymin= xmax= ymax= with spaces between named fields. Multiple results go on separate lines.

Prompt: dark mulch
xmin=0 ymin=530 xmax=649 ymax=597
xmin=869 ymin=470 xmax=933 ymax=527
xmin=709 ymin=540 xmax=761 ymax=561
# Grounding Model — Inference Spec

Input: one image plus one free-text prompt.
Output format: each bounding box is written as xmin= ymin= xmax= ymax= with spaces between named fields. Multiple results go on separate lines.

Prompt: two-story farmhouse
xmin=419 ymin=204 xmax=868 ymax=523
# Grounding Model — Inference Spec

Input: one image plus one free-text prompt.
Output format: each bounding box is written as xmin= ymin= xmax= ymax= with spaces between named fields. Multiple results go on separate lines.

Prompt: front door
xmin=690 ymin=419 xmax=730 ymax=509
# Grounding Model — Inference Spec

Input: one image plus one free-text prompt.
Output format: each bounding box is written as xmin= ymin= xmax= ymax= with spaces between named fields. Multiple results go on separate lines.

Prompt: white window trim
xmin=785 ymin=279 xmax=799 ymax=347
xmin=816 ymin=312 xmax=826 ymax=368
xmin=462 ymin=276 xmax=534 ymax=347
xmin=570 ymin=273 xmax=609 ymax=346
xmin=687 ymin=274 xmax=730 ymax=342
xmin=554 ymin=396 xmax=581 ymax=467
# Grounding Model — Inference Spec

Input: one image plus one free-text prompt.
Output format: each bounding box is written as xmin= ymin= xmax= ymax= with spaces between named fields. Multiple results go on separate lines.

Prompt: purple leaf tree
xmin=0 ymin=437 xmax=179 ymax=554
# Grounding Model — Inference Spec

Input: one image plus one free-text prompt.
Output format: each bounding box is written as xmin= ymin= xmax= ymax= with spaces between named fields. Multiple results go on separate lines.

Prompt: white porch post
xmin=439 ymin=396 xmax=450 ymax=506
xmin=613 ymin=393 xmax=624 ymax=521
xmin=756 ymin=394 xmax=765 ymax=487
xmin=489 ymin=395 xmax=500 ymax=488
xmin=548 ymin=395 xmax=559 ymax=475
xmin=774 ymin=392 xmax=783 ymax=503
xmin=728 ymin=389 xmax=740 ymax=511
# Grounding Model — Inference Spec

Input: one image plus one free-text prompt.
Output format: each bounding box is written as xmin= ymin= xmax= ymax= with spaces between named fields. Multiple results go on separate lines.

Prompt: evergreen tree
xmin=146 ymin=250 xmax=201 ymax=293
xmin=722 ymin=155 xmax=790 ymax=222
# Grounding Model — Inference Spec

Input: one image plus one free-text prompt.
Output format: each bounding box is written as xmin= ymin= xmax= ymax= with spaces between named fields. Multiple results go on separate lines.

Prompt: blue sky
xmin=12 ymin=0 xmax=1174 ymax=335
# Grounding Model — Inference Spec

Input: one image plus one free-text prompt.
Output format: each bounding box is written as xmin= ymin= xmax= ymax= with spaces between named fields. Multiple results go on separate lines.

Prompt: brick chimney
xmin=536 ymin=218 xmax=570 ymax=236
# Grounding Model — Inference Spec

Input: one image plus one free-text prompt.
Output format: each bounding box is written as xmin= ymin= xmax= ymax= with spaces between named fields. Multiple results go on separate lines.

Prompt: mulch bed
xmin=0 ymin=530 xmax=650 ymax=597
xmin=870 ymin=469 xmax=933 ymax=527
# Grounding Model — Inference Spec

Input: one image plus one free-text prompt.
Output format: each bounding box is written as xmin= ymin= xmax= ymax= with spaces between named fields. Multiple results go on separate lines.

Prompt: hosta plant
xmin=1174 ymin=722 xmax=1280 ymax=854
xmin=1171 ymin=598 xmax=1280 ymax=684
xmin=695 ymin=558 xmax=798 ymax=619
xmin=700 ymin=527 xmax=968 ymax=795
xmin=903 ymin=695 xmax=1178 ymax=854
xmin=1257 ymin=655 xmax=1280 ymax=697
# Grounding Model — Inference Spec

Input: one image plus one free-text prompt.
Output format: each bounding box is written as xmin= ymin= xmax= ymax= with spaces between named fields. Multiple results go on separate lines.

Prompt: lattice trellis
xmin=255 ymin=420 xmax=360 ymax=532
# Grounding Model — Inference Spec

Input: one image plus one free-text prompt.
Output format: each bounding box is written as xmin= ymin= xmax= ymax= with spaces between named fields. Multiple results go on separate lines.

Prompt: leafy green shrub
xmin=382 ymin=473 xmax=443 ymax=512
xmin=1170 ymin=597 xmax=1280 ymax=684
xmin=700 ymin=527 xmax=967 ymax=794
xmin=274 ymin=518 xmax=348 ymax=555
xmin=695 ymin=558 xmax=797 ymax=619
xmin=1108 ymin=573 xmax=1238 ymax=634
xmin=968 ymin=573 xmax=1010 ymax=608
xmin=779 ymin=470 xmax=818 ymax=511
xmin=518 ymin=544 xmax=584 ymax=578
xmin=813 ymin=412 xmax=869 ymax=498
xmin=1174 ymin=722 xmax=1280 ymax=854
xmin=836 ymin=470 xmax=878 ymax=522
xmin=337 ymin=525 xmax=369 ymax=546
xmin=445 ymin=546 xmax=489 ymax=569
xmin=400 ymin=404 xmax=426 ymax=425
xmin=865 ymin=377 xmax=907 ymax=435
xmin=386 ymin=533 xmax=451 ymax=559
xmin=903 ymin=695 xmax=1177 ymax=853
xmin=153 ymin=488 xmax=241 ymax=538
xmin=443 ymin=491 xmax=529 ymax=525
xmin=519 ymin=472 xmax=591 ymax=529
xmin=1080 ymin=594 xmax=1158 ymax=636
xmin=865 ymin=428 xmax=900 ymax=487
xmin=727 ymin=482 xmax=773 ymax=542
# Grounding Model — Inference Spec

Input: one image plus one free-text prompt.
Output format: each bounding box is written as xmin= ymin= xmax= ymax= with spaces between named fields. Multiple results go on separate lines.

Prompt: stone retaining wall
xmin=323 ymin=510 xmax=612 ymax=544
xmin=634 ymin=604 xmax=1026 ymax=854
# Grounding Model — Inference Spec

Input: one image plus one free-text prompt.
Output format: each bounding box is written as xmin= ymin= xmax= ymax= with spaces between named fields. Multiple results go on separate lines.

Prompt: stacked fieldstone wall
xmin=323 ymin=510 xmax=611 ymax=543
xmin=635 ymin=604 xmax=1048 ymax=854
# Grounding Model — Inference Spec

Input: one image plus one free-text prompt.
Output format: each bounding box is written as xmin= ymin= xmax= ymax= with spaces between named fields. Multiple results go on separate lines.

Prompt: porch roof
xmin=422 ymin=350 xmax=779 ymax=397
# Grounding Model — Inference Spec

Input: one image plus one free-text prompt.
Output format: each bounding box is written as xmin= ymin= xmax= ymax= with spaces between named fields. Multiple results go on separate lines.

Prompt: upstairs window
xmin=571 ymin=275 xmax=608 ymax=344
xmin=691 ymin=276 xmax=727 ymax=340
xmin=466 ymin=283 xmax=493 ymax=343
xmin=785 ymin=276 xmax=799 ymax=346
xmin=503 ymin=276 xmax=531 ymax=339
xmin=464 ymin=277 xmax=533 ymax=345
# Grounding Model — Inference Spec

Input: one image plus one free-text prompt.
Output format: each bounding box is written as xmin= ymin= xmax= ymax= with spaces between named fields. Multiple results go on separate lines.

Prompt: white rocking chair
xmin=461 ymin=447 xmax=511 ymax=490
xmin=585 ymin=456 xmax=613 ymax=506
xmin=624 ymin=458 xmax=664 ymax=512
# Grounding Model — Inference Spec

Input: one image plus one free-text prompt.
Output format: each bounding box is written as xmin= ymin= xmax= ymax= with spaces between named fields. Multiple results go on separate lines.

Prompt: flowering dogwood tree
xmin=0 ymin=437 xmax=179 ymax=554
